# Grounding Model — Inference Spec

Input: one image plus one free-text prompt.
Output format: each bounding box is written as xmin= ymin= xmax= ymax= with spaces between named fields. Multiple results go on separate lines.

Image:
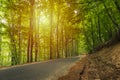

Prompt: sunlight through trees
xmin=0 ymin=0 xmax=120 ymax=66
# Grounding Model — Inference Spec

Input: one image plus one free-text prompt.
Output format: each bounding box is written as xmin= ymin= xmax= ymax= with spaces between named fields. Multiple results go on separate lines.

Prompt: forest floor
xmin=58 ymin=43 xmax=120 ymax=80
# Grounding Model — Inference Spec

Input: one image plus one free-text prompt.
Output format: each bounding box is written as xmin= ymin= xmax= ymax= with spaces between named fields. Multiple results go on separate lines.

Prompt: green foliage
xmin=0 ymin=0 xmax=120 ymax=66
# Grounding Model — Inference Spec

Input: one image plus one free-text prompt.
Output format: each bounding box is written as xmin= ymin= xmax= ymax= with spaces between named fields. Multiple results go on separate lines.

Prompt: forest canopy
xmin=0 ymin=0 xmax=120 ymax=66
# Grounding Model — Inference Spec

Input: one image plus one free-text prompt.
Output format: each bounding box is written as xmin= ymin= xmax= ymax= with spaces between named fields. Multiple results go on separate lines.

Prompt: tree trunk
xmin=0 ymin=29 xmax=2 ymax=66
xmin=61 ymin=24 xmax=64 ymax=57
xmin=50 ymin=0 xmax=53 ymax=59
xmin=27 ymin=0 xmax=35 ymax=62
xmin=18 ymin=12 xmax=22 ymax=64
xmin=91 ymin=20 xmax=95 ymax=49
xmin=65 ymin=37 xmax=68 ymax=57
xmin=56 ymin=3 xmax=60 ymax=58
xmin=35 ymin=7 xmax=39 ymax=62
xmin=97 ymin=15 xmax=102 ymax=42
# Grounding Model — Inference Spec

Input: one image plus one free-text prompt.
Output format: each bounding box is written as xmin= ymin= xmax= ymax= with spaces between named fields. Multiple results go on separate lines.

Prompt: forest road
xmin=0 ymin=56 xmax=85 ymax=80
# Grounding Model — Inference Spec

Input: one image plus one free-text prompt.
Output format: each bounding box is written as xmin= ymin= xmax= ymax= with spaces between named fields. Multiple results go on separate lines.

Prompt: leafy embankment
xmin=58 ymin=43 xmax=120 ymax=80
xmin=88 ymin=43 xmax=120 ymax=80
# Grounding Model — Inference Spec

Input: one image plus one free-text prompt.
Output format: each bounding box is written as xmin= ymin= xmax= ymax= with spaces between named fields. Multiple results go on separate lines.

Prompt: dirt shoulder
xmin=58 ymin=56 xmax=88 ymax=80
xmin=58 ymin=43 xmax=120 ymax=80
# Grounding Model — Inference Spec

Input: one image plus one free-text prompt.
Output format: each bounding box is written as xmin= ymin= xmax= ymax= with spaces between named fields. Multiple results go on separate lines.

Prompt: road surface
xmin=0 ymin=57 xmax=81 ymax=80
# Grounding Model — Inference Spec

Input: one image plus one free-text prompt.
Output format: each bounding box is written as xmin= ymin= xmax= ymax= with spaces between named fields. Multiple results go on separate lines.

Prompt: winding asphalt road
xmin=0 ymin=57 xmax=80 ymax=80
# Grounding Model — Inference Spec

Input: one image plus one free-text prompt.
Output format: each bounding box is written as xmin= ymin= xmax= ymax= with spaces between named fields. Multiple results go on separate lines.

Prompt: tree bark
xmin=50 ymin=0 xmax=53 ymax=59
xmin=18 ymin=11 xmax=22 ymax=64
xmin=91 ymin=20 xmax=95 ymax=49
xmin=56 ymin=2 xmax=60 ymax=58
xmin=97 ymin=15 xmax=102 ymax=42
xmin=0 ymin=28 xmax=2 ymax=66
xmin=27 ymin=0 xmax=35 ymax=62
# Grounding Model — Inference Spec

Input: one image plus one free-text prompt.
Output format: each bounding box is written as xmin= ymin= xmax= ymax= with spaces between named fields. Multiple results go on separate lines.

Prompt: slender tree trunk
xmin=71 ymin=38 xmax=75 ymax=56
xmin=56 ymin=3 xmax=60 ymax=58
xmin=27 ymin=0 xmax=35 ymax=62
xmin=91 ymin=20 xmax=95 ymax=49
xmin=35 ymin=7 xmax=39 ymax=62
xmin=50 ymin=0 xmax=53 ymax=59
xmin=0 ymin=29 xmax=2 ymax=66
xmin=65 ymin=37 xmax=68 ymax=57
xmin=61 ymin=24 xmax=64 ymax=57
xmin=27 ymin=34 xmax=30 ymax=62
xmin=35 ymin=36 xmax=38 ymax=62
xmin=75 ymin=39 xmax=79 ymax=56
xmin=37 ymin=14 xmax=40 ymax=61
xmin=18 ymin=12 xmax=22 ymax=64
xmin=97 ymin=15 xmax=102 ymax=42
xmin=44 ymin=37 xmax=46 ymax=60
